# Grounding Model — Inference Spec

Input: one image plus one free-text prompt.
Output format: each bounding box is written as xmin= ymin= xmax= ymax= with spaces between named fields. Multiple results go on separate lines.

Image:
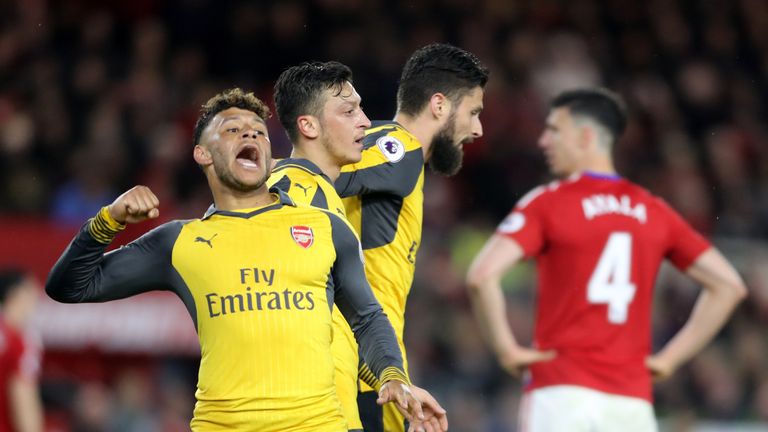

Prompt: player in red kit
xmin=466 ymin=88 xmax=747 ymax=431
xmin=0 ymin=270 xmax=43 ymax=432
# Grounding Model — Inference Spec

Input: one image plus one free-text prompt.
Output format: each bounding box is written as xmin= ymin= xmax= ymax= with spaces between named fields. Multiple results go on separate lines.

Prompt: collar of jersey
xmin=273 ymin=158 xmax=333 ymax=184
xmin=367 ymin=120 xmax=420 ymax=147
xmin=369 ymin=120 xmax=403 ymax=135
xmin=582 ymin=171 xmax=622 ymax=181
xmin=371 ymin=119 xmax=401 ymax=128
xmin=201 ymin=187 xmax=295 ymax=220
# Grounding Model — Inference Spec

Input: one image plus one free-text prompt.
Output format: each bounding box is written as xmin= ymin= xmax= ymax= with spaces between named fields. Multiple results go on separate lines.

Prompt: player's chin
xmin=238 ymin=170 xmax=270 ymax=190
xmin=545 ymin=160 xmax=559 ymax=174
xmin=343 ymin=151 xmax=362 ymax=165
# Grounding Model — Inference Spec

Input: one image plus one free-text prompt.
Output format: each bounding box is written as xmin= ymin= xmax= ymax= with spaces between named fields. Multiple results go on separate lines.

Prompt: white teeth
xmin=237 ymin=158 xmax=259 ymax=168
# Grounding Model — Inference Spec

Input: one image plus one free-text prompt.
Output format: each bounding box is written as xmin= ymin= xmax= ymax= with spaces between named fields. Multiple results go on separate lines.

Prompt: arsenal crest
xmin=291 ymin=226 xmax=314 ymax=249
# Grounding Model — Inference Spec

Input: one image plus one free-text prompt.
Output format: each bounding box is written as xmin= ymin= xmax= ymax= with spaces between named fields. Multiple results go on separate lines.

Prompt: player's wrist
xmin=379 ymin=366 xmax=411 ymax=387
xmin=88 ymin=206 xmax=126 ymax=244
xmin=359 ymin=363 xmax=381 ymax=389
xmin=106 ymin=204 xmax=127 ymax=225
xmin=657 ymin=352 xmax=681 ymax=372
xmin=380 ymin=379 xmax=411 ymax=390
xmin=498 ymin=344 xmax=521 ymax=363
xmin=650 ymin=349 xmax=683 ymax=376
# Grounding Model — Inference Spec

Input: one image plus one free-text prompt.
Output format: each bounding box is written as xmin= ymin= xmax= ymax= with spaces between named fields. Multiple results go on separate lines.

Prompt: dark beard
xmin=428 ymin=119 xmax=463 ymax=176
xmin=213 ymin=155 xmax=270 ymax=193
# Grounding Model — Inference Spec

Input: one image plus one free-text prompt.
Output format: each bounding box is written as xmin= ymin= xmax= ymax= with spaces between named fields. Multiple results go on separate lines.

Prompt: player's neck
xmin=210 ymin=184 xmax=276 ymax=212
xmin=578 ymin=156 xmax=617 ymax=177
xmin=394 ymin=111 xmax=439 ymax=159
xmin=290 ymin=146 xmax=341 ymax=181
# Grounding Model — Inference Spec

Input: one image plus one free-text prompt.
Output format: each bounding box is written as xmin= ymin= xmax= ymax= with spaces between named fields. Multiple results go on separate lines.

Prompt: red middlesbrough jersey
xmin=0 ymin=319 xmax=41 ymax=431
xmin=497 ymin=173 xmax=710 ymax=401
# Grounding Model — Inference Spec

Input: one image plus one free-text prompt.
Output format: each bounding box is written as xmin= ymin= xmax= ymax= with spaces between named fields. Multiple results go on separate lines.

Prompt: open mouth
xmin=236 ymin=145 xmax=260 ymax=169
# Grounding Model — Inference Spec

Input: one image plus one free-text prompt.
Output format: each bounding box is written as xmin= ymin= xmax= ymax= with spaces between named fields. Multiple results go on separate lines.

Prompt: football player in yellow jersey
xmin=267 ymin=62 xmax=448 ymax=432
xmin=336 ymin=43 xmax=489 ymax=432
xmin=45 ymin=88 xmax=427 ymax=432
xmin=269 ymin=61 xmax=371 ymax=432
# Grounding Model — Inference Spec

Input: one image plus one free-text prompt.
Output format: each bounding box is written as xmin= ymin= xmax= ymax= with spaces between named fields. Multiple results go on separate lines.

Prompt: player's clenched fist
xmin=107 ymin=186 xmax=160 ymax=224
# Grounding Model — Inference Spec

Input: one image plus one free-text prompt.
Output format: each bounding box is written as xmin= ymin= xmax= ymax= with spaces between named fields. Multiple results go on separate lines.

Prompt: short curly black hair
xmin=397 ymin=43 xmax=489 ymax=116
xmin=274 ymin=61 xmax=353 ymax=142
xmin=193 ymin=88 xmax=271 ymax=146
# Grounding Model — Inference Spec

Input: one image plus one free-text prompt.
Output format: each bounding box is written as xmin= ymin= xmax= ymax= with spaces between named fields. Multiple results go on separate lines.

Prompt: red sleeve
xmin=496 ymin=187 xmax=547 ymax=257
xmin=659 ymin=199 xmax=711 ymax=270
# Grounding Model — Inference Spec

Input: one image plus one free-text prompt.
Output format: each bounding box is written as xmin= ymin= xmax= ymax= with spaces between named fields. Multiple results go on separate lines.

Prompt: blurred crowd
xmin=2 ymin=0 xmax=768 ymax=430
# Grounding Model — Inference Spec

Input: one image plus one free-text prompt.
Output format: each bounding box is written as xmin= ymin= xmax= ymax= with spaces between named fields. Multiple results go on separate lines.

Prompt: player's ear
xmin=297 ymin=115 xmax=320 ymax=139
xmin=429 ymin=93 xmax=451 ymax=120
xmin=193 ymin=145 xmax=212 ymax=166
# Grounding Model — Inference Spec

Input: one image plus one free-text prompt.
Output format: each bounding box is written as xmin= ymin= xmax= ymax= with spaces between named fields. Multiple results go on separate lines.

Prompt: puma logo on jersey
xmin=582 ymin=194 xmax=646 ymax=224
xmin=195 ymin=233 xmax=218 ymax=248
xmin=294 ymin=183 xmax=312 ymax=196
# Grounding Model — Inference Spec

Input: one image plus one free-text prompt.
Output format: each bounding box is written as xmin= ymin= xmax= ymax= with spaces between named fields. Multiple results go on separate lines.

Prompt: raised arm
xmin=646 ymin=247 xmax=747 ymax=379
xmin=466 ymin=233 xmax=555 ymax=376
xmin=46 ymin=186 xmax=179 ymax=303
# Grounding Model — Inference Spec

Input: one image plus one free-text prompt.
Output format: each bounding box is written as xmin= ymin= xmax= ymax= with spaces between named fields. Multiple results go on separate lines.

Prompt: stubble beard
xmin=213 ymin=155 xmax=271 ymax=193
xmin=320 ymin=132 xmax=358 ymax=167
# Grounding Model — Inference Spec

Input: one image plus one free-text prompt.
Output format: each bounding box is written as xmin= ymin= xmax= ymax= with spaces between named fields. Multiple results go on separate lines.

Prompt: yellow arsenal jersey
xmin=267 ymin=158 xmax=362 ymax=430
xmin=46 ymin=189 xmax=408 ymax=432
xmin=336 ymin=121 xmax=425 ymax=393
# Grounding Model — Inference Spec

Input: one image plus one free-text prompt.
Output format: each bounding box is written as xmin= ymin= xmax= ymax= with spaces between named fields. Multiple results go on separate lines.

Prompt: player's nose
xmin=537 ymin=132 xmax=550 ymax=149
xmin=241 ymin=129 xmax=260 ymax=140
xmin=472 ymin=117 xmax=483 ymax=138
xmin=359 ymin=110 xmax=372 ymax=129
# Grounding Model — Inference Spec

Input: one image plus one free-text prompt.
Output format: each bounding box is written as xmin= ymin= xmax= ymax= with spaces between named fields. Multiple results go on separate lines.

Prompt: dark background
xmin=1 ymin=0 xmax=767 ymax=430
